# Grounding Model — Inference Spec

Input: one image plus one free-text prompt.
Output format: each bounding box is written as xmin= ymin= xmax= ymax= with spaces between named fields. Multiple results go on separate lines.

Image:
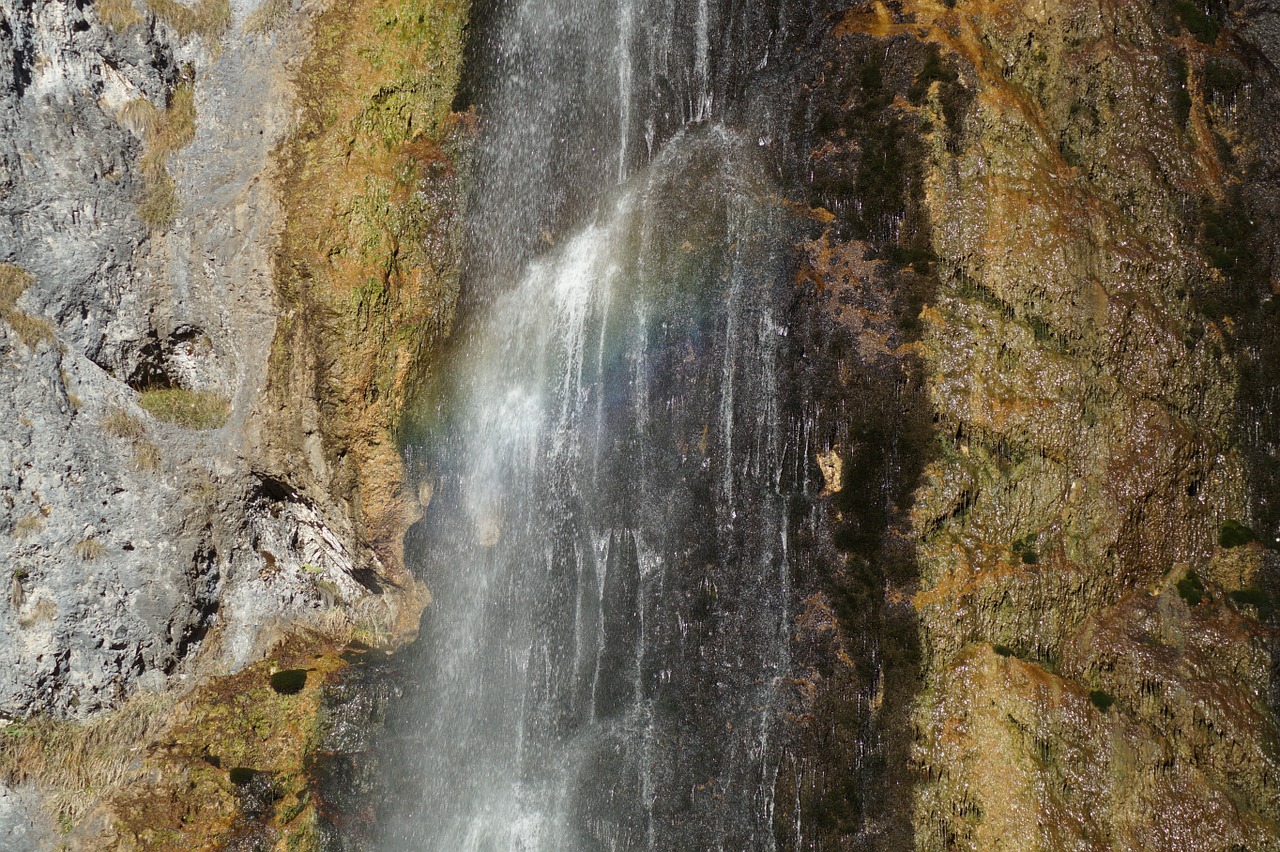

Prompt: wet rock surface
xmin=2 ymin=0 xmax=1280 ymax=847
xmin=819 ymin=0 xmax=1280 ymax=846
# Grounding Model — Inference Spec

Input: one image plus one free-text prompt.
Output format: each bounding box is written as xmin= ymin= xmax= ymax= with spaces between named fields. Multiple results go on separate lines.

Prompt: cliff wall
xmin=0 ymin=0 xmax=467 ymax=845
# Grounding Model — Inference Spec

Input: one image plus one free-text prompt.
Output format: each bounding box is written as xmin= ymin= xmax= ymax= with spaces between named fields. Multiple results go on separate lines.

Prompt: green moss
xmin=1012 ymin=534 xmax=1039 ymax=566
xmin=1219 ymin=519 xmax=1255 ymax=548
xmin=909 ymin=48 xmax=958 ymax=103
xmin=1229 ymin=587 xmax=1272 ymax=619
xmin=1175 ymin=0 xmax=1220 ymax=44
xmin=1177 ymin=570 xmax=1205 ymax=606
xmin=1089 ymin=690 xmax=1114 ymax=712
xmin=992 ymin=644 xmax=1014 ymax=657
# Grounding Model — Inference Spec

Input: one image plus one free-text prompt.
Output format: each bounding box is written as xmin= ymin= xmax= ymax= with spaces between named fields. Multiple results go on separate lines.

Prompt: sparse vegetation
xmin=122 ymin=72 xmax=198 ymax=230
xmin=0 ymin=264 xmax=54 ymax=350
xmin=315 ymin=578 xmax=341 ymax=606
xmin=139 ymin=387 xmax=230 ymax=429
xmin=131 ymin=438 xmax=162 ymax=471
xmin=144 ymin=0 xmax=231 ymax=41
xmin=118 ymin=97 xmax=160 ymax=138
xmin=73 ymin=538 xmax=106 ymax=561
xmin=245 ymin=0 xmax=291 ymax=34
xmin=96 ymin=0 xmax=143 ymax=29
xmin=12 ymin=514 xmax=44 ymax=539
xmin=0 ymin=691 xmax=173 ymax=833
xmin=101 ymin=407 xmax=148 ymax=440
xmin=269 ymin=0 xmax=471 ymax=579
xmin=17 ymin=598 xmax=57 ymax=628
xmin=101 ymin=408 xmax=164 ymax=469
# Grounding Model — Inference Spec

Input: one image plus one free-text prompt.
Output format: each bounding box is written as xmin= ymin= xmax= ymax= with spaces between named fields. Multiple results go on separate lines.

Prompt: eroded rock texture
xmin=0 ymin=0 xmax=465 ymax=845
xmin=816 ymin=0 xmax=1280 ymax=846
xmin=2 ymin=0 xmax=1279 ymax=847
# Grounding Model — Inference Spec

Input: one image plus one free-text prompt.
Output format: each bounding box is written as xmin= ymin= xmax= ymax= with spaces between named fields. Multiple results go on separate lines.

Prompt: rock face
xmin=0 ymin=0 xmax=447 ymax=718
xmin=0 ymin=0 xmax=463 ymax=844
xmin=2 ymin=0 xmax=1279 ymax=848
xmin=815 ymin=0 xmax=1280 ymax=846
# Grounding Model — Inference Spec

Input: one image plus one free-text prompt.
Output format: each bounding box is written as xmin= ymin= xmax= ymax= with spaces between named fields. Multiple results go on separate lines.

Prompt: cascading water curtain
xmin=380 ymin=1 xmax=814 ymax=849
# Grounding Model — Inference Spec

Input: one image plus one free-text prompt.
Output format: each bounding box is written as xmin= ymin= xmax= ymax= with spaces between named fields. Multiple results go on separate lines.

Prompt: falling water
xmin=379 ymin=1 xmax=819 ymax=848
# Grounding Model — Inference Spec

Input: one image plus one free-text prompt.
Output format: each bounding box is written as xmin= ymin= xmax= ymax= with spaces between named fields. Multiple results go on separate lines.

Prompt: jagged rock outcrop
xmin=0 ymin=0 xmax=465 ymax=845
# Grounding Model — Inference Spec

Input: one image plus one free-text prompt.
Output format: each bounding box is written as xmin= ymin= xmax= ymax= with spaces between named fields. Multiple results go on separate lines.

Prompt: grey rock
xmin=0 ymin=782 xmax=53 ymax=851
xmin=0 ymin=0 xmax=392 ymax=722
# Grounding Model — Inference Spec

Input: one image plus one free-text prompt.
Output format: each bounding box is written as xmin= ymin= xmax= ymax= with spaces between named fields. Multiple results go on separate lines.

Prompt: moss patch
xmin=267 ymin=0 xmax=470 ymax=578
xmin=1219 ymin=519 xmax=1255 ymax=549
xmin=1177 ymin=570 xmax=1206 ymax=606
xmin=101 ymin=635 xmax=350 ymax=849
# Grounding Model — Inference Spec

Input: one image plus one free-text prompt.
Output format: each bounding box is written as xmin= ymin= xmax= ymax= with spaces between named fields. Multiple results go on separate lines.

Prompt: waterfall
xmin=380 ymin=1 xmax=811 ymax=848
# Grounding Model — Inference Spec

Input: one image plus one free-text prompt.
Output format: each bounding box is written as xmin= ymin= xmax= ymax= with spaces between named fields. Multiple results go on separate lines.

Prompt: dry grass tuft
xmin=127 ymin=77 xmax=197 ymax=230
xmin=0 ymin=690 xmax=175 ymax=831
xmin=139 ymin=387 xmax=230 ymax=429
xmin=101 ymin=408 xmax=164 ymax=470
xmin=73 ymin=538 xmax=106 ymax=561
xmin=96 ymin=0 xmax=144 ymax=29
xmin=0 ymin=264 xmax=30 ymax=312
xmin=145 ymin=0 xmax=231 ymax=41
xmin=6 ymin=312 xmax=54 ymax=349
xmin=16 ymin=597 xmax=56 ymax=628
xmin=138 ymin=172 xmax=180 ymax=229
xmin=0 ymin=264 xmax=54 ymax=351
xmin=131 ymin=439 xmax=162 ymax=471
xmin=11 ymin=514 xmax=44 ymax=539
xmin=117 ymin=97 xmax=160 ymax=139
xmin=245 ymin=0 xmax=291 ymax=34
xmin=101 ymin=407 xmax=148 ymax=440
